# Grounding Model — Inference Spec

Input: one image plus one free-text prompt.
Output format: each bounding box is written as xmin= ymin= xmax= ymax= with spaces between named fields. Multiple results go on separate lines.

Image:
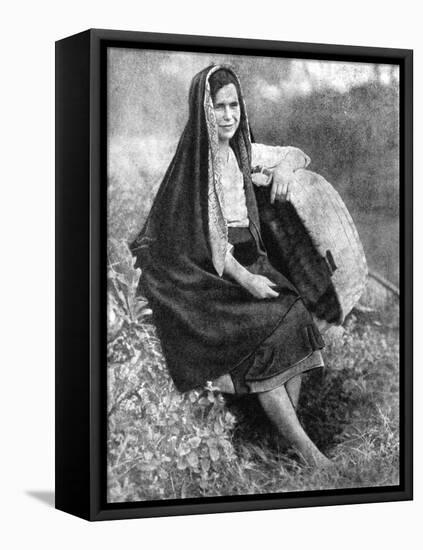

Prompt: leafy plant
xmin=108 ymin=238 xmax=151 ymax=340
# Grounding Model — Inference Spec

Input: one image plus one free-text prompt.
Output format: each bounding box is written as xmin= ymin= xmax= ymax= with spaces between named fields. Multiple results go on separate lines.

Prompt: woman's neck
xmin=218 ymin=141 xmax=231 ymax=163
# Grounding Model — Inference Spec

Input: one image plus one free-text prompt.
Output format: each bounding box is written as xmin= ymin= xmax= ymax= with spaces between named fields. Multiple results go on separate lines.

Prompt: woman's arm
xmin=251 ymin=143 xmax=311 ymax=203
xmin=251 ymin=143 xmax=311 ymax=171
xmin=223 ymin=250 xmax=279 ymax=299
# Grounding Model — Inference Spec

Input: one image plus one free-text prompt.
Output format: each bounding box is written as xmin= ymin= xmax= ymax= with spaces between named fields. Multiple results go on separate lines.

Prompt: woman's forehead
xmin=213 ymin=83 xmax=239 ymax=104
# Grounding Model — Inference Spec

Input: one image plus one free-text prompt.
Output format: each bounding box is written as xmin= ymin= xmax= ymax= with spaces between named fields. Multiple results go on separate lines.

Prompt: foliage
xmin=108 ymin=238 xmax=151 ymax=338
xmin=253 ymin=81 xmax=399 ymax=215
xmin=107 ymin=241 xmax=400 ymax=502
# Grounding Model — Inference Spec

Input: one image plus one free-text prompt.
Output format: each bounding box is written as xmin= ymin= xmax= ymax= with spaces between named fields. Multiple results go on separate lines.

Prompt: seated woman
xmin=131 ymin=65 xmax=331 ymax=468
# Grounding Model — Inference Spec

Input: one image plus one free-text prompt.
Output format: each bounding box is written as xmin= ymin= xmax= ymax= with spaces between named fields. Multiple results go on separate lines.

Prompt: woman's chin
xmin=218 ymin=130 xmax=236 ymax=142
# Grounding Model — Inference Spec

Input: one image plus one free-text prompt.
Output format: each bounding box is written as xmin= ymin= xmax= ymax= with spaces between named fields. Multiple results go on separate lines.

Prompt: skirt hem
xmin=245 ymin=350 xmax=324 ymax=393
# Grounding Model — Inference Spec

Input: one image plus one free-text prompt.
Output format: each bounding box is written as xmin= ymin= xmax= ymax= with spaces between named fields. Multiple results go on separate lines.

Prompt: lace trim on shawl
xmin=204 ymin=65 xmax=252 ymax=276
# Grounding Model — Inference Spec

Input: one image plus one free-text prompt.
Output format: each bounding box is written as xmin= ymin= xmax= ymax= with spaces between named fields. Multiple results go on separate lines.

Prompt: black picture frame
xmin=55 ymin=28 xmax=413 ymax=521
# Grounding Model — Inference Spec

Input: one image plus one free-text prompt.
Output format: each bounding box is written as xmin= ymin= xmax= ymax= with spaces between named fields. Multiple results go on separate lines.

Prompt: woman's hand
xmin=242 ymin=273 xmax=279 ymax=299
xmin=270 ymin=164 xmax=298 ymax=204
xmin=223 ymin=250 xmax=279 ymax=299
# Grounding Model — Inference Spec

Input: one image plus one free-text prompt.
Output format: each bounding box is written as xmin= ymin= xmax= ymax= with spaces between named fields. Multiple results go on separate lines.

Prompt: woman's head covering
xmin=132 ymin=64 xmax=260 ymax=276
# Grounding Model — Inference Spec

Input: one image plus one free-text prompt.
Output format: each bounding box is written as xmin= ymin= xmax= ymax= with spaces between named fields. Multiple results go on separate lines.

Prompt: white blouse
xmin=221 ymin=144 xmax=311 ymax=228
xmin=221 ymin=148 xmax=249 ymax=227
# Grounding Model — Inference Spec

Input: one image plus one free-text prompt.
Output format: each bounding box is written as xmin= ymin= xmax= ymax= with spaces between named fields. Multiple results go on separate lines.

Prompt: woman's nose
xmin=223 ymin=106 xmax=232 ymax=120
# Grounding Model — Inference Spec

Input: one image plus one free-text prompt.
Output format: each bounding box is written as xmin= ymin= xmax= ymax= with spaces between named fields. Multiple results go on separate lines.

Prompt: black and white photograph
xmin=106 ymin=46 xmax=401 ymax=503
xmin=2 ymin=0 xmax=421 ymax=543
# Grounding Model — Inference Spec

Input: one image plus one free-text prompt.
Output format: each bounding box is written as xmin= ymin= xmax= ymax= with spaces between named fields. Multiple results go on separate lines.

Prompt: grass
xmin=107 ymin=240 xmax=399 ymax=502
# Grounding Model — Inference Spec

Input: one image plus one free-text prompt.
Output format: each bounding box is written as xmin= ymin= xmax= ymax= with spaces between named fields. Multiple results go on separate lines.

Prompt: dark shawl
xmin=130 ymin=65 xmax=308 ymax=392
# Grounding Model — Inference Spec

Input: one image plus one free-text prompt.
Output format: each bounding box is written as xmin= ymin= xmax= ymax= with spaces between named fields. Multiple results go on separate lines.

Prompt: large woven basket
xmin=255 ymin=169 xmax=368 ymax=325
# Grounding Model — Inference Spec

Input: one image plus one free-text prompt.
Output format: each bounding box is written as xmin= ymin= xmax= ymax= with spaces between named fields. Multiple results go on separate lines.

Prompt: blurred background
xmin=108 ymin=48 xmax=399 ymax=285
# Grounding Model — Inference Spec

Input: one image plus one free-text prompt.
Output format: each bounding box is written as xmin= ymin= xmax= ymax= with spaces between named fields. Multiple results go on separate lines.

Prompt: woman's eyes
xmin=215 ymin=103 xmax=239 ymax=110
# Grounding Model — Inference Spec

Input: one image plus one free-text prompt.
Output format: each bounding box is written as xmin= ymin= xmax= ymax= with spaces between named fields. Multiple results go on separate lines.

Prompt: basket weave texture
xmin=256 ymin=169 xmax=368 ymax=324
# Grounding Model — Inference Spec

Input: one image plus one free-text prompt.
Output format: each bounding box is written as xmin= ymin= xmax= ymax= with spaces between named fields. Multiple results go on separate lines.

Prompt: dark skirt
xmin=222 ymin=225 xmax=325 ymax=395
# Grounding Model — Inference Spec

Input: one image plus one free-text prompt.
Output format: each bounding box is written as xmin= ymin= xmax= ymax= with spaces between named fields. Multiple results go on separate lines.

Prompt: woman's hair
xmin=209 ymin=68 xmax=241 ymax=102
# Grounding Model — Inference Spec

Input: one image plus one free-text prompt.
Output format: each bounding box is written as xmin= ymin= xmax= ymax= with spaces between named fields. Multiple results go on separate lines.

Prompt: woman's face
xmin=212 ymin=83 xmax=241 ymax=144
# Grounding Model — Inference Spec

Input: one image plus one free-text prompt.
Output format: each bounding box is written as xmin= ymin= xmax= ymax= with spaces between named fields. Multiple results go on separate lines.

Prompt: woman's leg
xmin=285 ymin=375 xmax=302 ymax=409
xmin=257 ymin=384 xmax=331 ymax=468
xmin=212 ymin=373 xmax=236 ymax=394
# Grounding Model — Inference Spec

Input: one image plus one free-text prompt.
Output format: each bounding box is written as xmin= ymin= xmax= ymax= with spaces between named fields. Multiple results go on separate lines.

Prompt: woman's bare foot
xmin=297 ymin=448 xmax=338 ymax=473
xmin=308 ymin=452 xmax=334 ymax=470
xmin=258 ymin=385 xmax=334 ymax=471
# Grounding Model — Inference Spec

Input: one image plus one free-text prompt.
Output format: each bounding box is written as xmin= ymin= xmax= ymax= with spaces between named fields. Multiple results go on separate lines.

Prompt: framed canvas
xmin=55 ymin=28 xmax=413 ymax=521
